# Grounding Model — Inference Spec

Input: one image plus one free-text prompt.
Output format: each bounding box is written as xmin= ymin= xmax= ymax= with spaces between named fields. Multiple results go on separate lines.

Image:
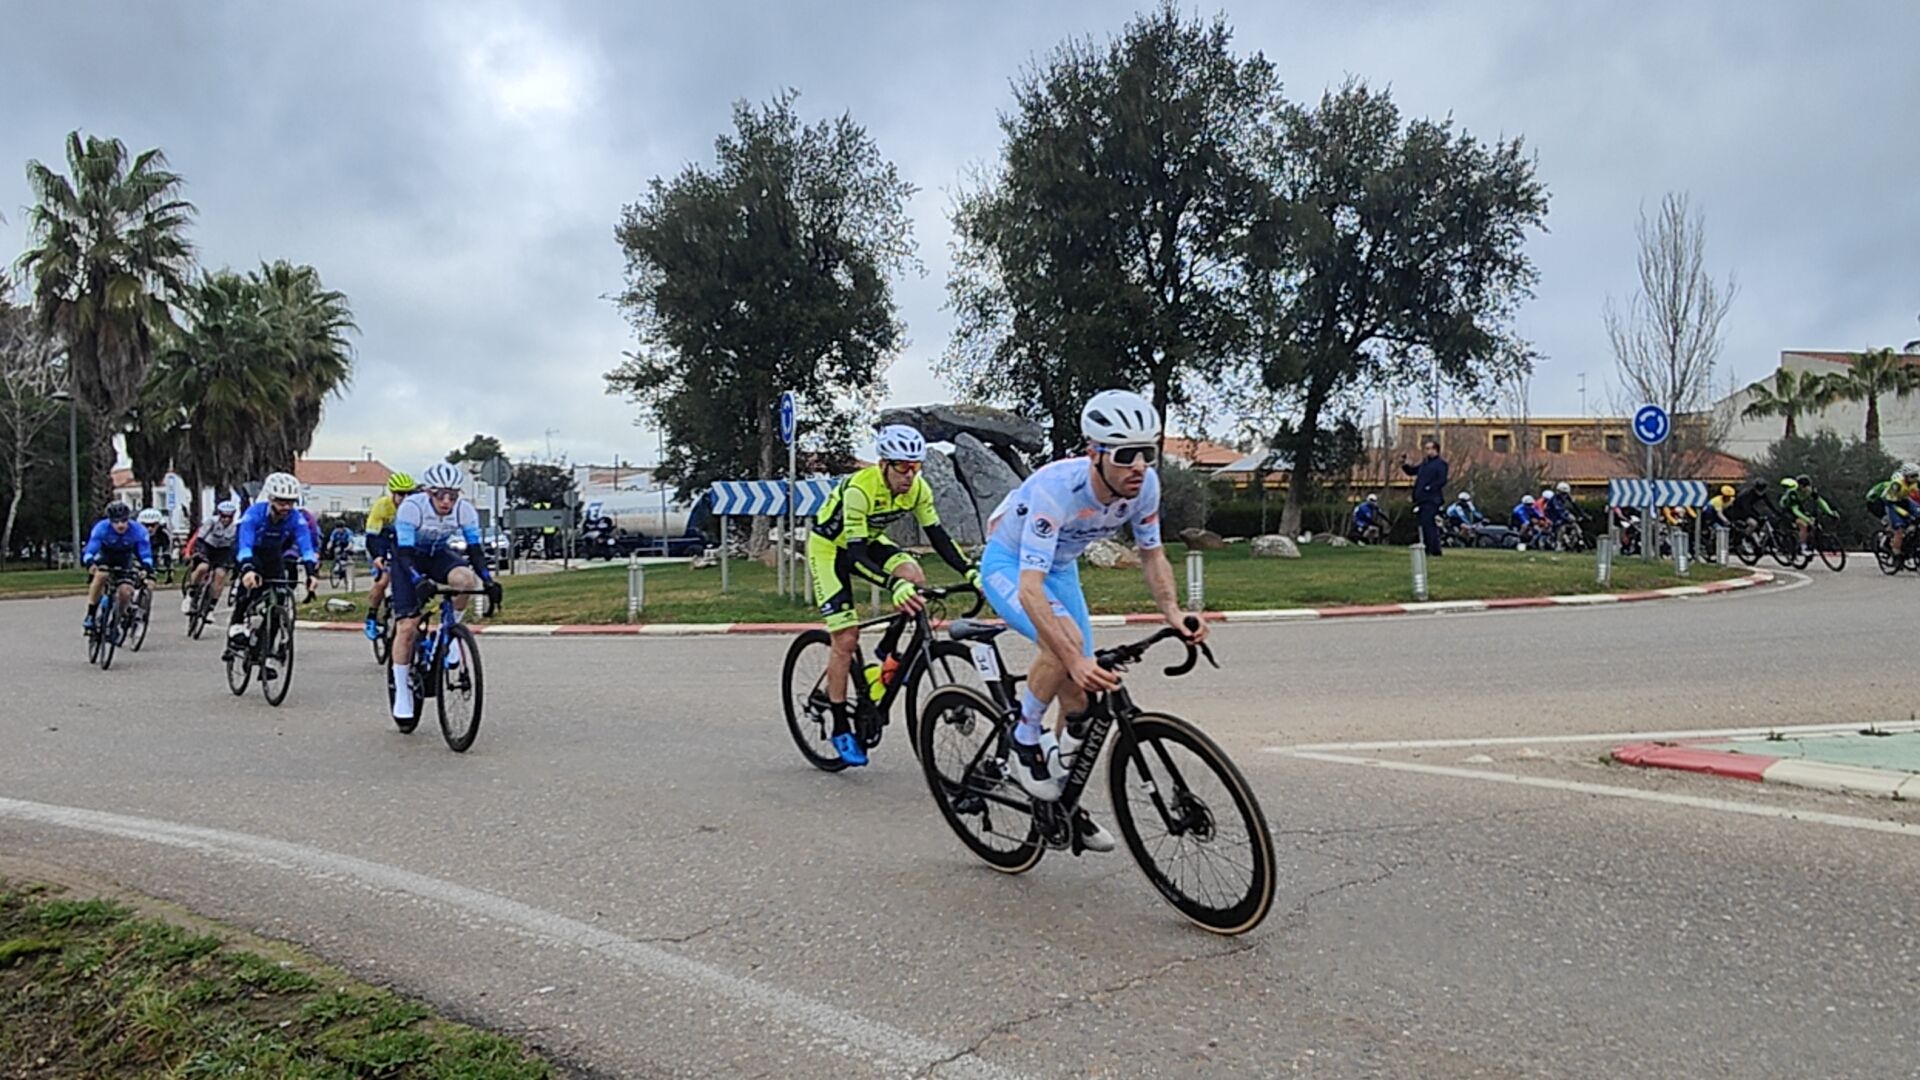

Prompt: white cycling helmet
xmin=1080 ymin=389 xmax=1161 ymax=447
xmin=1366 ymin=493 xmax=1379 ymax=503
xmin=1522 ymin=495 xmax=1535 ymax=505
xmin=874 ymin=424 xmax=926 ymax=463
xmin=1903 ymin=462 xmax=1919 ymax=479
xmin=1458 ymin=492 xmax=1472 ymax=502
xmin=261 ymin=472 xmax=302 ymax=501
xmin=137 ymin=508 xmax=164 ymax=526
xmin=1540 ymin=488 xmax=1554 ymax=499
xmin=421 ymin=462 xmax=465 ymax=491
xmin=215 ymin=499 xmax=238 ymax=516
xmin=1556 ymin=482 xmax=1570 ymax=494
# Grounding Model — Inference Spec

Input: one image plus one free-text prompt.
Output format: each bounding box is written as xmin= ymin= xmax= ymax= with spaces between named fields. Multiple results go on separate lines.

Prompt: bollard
xmin=1185 ymin=550 xmax=1205 ymax=612
xmin=1595 ymin=536 xmax=1613 ymax=586
xmin=626 ymin=553 xmax=644 ymax=621
xmin=1713 ymin=525 xmax=1729 ymax=566
xmin=1672 ymin=531 xmax=1689 ymax=577
xmin=720 ymin=517 xmax=731 ymax=594
xmin=1409 ymin=545 xmax=1429 ymax=601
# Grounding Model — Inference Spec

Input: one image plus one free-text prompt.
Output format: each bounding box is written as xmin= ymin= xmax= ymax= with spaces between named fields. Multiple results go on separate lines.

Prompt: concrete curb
xmin=293 ymin=569 xmax=1772 ymax=638
xmin=1613 ymin=738 xmax=1920 ymax=800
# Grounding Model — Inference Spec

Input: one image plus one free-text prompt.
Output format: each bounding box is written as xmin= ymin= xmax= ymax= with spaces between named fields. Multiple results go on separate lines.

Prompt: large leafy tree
xmin=508 ymin=463 xmax=575 ymax=508
xmin=1260 ymin=80 xmax=1547 ymax=534
xmin=607 ymin=91 xmax=915 ymax=546
xmin=1826 ymin=347 xmax=1920 ymax=446
xmin=17 ymin=132 xmax=195 ymax=508
xmin=447 ymin=434 xmax=505 ymax=468
xmin=0 ymin=276 xmax=68 ymax=557
xmin=1741 ymin=367 xmax=1836 ymax=439
xmin=943 ymin=3 xmax=1283 ymax=454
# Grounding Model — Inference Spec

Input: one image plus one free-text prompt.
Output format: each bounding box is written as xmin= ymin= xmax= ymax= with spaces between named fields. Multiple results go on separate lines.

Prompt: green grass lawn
xmin=0 ymin=878 xmax=552 ymax=1078
xmin=0 ymin=567 xmax=90 ymax=599
xmin=296 ymin=543 xmax=1744 ymax=625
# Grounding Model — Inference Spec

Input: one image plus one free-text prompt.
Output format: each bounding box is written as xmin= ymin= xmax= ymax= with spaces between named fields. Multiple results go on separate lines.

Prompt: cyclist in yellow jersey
xmin=363 ymin=472 xmax=416 ymax=640
xmin=1884 ymin=463 xmax=1920 ymax=557
xmin=807 ymin=424 xmax=979 ymax=766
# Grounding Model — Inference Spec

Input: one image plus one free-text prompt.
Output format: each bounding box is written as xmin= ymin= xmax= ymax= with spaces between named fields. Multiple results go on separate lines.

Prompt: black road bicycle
xmin=225 ymin=577 xmax=300 ymax=707
xmin=386 ymin=581 xmax=490 ymax=752
xmin=781 ymin=583 xmax=984 ymax=771
xmin=85 ymin=568 xmax=150 ymax=670
xmin=916 ymin=616 xmax=1276 ymax=936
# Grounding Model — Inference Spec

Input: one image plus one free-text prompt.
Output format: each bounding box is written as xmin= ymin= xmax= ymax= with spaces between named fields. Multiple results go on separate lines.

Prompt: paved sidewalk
xmin=1615 ymin=724 xmax=1920 ymax=799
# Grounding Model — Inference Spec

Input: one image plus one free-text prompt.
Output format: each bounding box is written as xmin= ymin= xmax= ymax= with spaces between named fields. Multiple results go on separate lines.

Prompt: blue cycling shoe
xmin=831 ymin=732 xmax=868 ymax=767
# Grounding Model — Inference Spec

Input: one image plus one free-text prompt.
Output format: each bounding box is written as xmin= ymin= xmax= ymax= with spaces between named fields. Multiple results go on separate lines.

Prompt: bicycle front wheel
xmin=1817 ymin=530 xmax=1847 ymax=572
xmin=780 ymin=629 xmax=847 ymax=772
xmin=99 ymin=596 xmax=124 ymax=671
xmin=1108 ymin=712 xmax=1276 ymax=936
xmin=904 ymin=640 xmax=988 ymax=760
xmin=260 ymin=602 xmax=295 ymax=707
xmin=916 ymin=685 xmax=1042 ymax=873
xmin=436 ymin=624 xmax=483 ymax=752
xmin=372 ymin=604 xmax=392 ymax=665
xmin=128 ymin=589 xmax=152 ymax=651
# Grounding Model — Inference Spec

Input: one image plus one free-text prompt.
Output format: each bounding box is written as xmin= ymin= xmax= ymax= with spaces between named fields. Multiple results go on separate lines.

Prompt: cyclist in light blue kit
xmin=977 ymin=389 xmax=1207 ymax=852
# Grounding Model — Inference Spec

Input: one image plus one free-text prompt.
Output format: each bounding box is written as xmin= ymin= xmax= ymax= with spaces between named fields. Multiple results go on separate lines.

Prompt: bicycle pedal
xmin=952 ymin=791 xmax=986 ymax=815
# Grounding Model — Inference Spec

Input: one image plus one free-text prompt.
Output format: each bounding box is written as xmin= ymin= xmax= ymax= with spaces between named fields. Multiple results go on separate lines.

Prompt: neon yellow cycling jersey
xmin=365 ymin=493 xmax=404 ymax=535
xmin=811 ymin=466 xmax=940 ymax=546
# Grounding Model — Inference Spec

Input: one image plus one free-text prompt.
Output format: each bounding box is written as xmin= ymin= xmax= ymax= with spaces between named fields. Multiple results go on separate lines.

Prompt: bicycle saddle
xmin=946 ymin=618 xmax=1007 ymax=643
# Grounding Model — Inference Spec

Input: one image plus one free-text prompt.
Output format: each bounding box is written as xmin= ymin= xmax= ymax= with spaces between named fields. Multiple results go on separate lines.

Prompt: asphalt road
xmin=5 ymin=568 xmax=1919 ymax=1079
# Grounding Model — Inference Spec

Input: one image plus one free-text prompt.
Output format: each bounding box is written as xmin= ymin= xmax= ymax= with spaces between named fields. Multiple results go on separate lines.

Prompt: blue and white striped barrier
xmin=1608 ymin=479 xmax=1709 ymax=508
xmin=708 ymin=478 xmax=839 ymax=517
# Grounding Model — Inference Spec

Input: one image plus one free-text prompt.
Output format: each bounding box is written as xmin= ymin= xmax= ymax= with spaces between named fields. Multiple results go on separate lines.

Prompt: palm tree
xmin=1741 ymin=368 xmax=1836 ymax=439
xmin=1826 ymin=347 xmax=1920 ymax=445
xmin=253 ymin=261 xmax=355 ymax=470
xmin=150 ymin=272 xmax=291 ymax=522
xmin=17 ymin=132 xmax=195 ymax=508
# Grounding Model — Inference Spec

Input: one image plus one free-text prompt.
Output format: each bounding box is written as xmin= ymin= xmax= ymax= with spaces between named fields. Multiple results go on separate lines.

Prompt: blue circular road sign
xmin=778 ymin=391 xmax=796 ymax=445
xmin=1633 ymin=404 xmax=1670 ymax=446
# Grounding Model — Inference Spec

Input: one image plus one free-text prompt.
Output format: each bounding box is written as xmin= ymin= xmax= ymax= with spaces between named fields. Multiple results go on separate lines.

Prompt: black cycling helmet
xmin=106 ymin=503 xmax=132 ymax=523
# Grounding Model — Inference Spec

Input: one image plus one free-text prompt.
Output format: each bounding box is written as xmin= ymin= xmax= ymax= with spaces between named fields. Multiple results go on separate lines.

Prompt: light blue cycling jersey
xmin=393 ymin=492 xmax=482 ymax=554
xmin=985 ymin=457 xmax=1163 ymax=573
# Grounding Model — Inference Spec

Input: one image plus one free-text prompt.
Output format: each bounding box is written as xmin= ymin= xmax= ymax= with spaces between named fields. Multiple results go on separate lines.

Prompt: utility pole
xmin=1578 ymin=373 xmax=1587 ymax=417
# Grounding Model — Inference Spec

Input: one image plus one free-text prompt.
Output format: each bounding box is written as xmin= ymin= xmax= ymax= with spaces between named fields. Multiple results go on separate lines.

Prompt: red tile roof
xmin=292 ymin=459 xmax=392 ymax=486
xmin=1165 ymin=437 xmax=1241 ymax=468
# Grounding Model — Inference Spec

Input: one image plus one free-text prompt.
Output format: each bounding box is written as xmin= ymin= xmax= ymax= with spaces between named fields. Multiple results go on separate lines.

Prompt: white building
xmin=112 ymin=458 xmax=397 ymax=528
xmin=1715 ymin=350 xmax=1920 ymax=462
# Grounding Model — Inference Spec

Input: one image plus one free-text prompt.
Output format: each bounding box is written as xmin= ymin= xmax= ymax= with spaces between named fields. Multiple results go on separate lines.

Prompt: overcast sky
xmin=5 ymin=1 xmax=1916 ymax=472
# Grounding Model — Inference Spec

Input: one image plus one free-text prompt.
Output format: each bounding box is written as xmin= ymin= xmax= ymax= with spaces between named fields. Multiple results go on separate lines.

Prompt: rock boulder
xmin=876 ymin=404 xmax=1046 ymax=454
xmin=1178 ymin=528 xmax=1228 ymax=551
xmin=952 ymin=433 xmax=1021 ymax=534
xmin=1084 ymin=538 xmax=1142 ymax=569
xmin=1251 ymin=535 xmax=1301 ymax=559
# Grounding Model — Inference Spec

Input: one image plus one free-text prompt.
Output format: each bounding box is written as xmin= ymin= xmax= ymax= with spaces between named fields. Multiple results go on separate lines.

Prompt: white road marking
xmin=0 ymin=795 xmax=1027 ymax=1080
xmin=1278 ymin=751 xmax=1920 ymax=838
xmin=1268 ymin=718 xmax=1920 ymax=754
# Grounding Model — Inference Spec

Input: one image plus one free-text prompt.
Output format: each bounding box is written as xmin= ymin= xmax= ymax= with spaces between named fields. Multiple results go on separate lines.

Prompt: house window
xmin=329 ymin=497 xmax=342 ymax=512
xmin=1489 ymin=431 xmax=1513 ymax=453
xmin=1604 ymin=433 xmax=1625 ymax=454
xmin=1544 ymin=432 xmax=1568 ymax=454
xmin=361 ymin=496 xmax=373 ymax=509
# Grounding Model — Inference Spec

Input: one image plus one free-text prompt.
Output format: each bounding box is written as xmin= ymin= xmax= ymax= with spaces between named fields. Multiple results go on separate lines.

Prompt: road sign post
xmin=1633 ymin=405 xmax=1670 ymax=562
xmin=780 ymin=391 xmax=797 ymax=603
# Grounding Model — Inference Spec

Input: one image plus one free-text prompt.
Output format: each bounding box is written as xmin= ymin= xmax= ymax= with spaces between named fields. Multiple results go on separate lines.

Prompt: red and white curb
xmin=1613 ymin=739 xmax=1920 ymax=800
xmin=294 ymin=570 xmax=1771 ymax=638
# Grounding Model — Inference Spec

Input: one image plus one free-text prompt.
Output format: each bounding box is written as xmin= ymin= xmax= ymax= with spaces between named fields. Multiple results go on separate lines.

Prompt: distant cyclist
xmin=181 ymin=500 xmax=240 ymax=615
xmin=1350 ymin=494 xmax=1383 ymax=543
xmin=388 ymin=463 xmax=501 ymax=723
xmin=806 ymin=424 xmax=978 ymax=767
xmin=80 ymin=503 xmax=154 ymax=634
xmin=363 ymin=472 xmax=416 ymax=639
xmin=1779 ymin=475 xmax=1835 ymax=554
xmin=226 ymin=473 xmax=319 ymax=657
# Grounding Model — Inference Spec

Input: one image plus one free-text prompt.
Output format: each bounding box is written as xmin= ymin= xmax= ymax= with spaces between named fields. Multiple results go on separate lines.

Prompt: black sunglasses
xmin=1103 ymin=445 xmax=1157 ymax=467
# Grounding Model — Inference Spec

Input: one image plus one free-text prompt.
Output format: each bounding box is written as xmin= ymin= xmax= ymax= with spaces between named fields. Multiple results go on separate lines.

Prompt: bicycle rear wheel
xmin=1107 ymin=712 xmax=1276 ymax=935
xmin=128 ymin=588 xmax=152 ymax=651
xmin=372 ymin=601 xmax=392 ymax=665
xmin=436 ymin=624 xmax=483 ymax=752
xmin=260 ymin=601 xmax=295 ymax=707
xmin=916 ymin=685 xmax=1042 ymax=873
xmin=781 ymin=629 xmax=847 ymax=772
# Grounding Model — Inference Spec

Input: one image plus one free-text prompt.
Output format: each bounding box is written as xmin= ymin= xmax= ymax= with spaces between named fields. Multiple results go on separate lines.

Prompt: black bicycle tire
xmin=904 ymin=640 xmax=980 ymax=761
xmin=1107 ymin=712 xmax=1276 ymax=936
xmin=99 ymin=594 xmax=123 ymax=671
xmin=261 ymin=598 xmax=295 ymax=707
xmin=436 ymin=624 xmax=484 ymax=752
xmin=1819 ymin=543 xmax=1846 ymax=572
xmin=87 ymin=599 xmax=104 ymax=666
xmin=780 ymin=629 xmax=848 ymax=772
xmin=916 ymin=684 xmax=1043 ymax=873
xmin=372 ymin=601 xmax=392 ymax=665
xmin=128 ymin=587 xmax=151 ymax=651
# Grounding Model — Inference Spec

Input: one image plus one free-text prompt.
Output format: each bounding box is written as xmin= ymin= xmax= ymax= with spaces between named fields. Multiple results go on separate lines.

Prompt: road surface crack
xmin=634 ymin=907 xmax=762 ymax=945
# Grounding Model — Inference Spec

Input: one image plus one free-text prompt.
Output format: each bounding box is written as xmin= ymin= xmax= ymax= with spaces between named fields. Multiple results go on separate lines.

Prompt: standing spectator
xmin=1401 ymin=438 xmax=1449 ymax=556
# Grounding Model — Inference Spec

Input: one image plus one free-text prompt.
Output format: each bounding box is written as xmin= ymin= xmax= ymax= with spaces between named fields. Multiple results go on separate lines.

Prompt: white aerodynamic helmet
xmin=874 ymin=424 xmax=926 ymax=463
xmin=1080 ymin=389 xmax=1161 ymax=447
xmin=261 ymin=472 xmax=302 ymax=501
xmin=215 ymin=499 xmax=238 ymax=515
xmin=1556 ymin=482 xmax=1571 ymax=494
xmin=137 ymin=507 xmax=164 ymax=526
xmin=1366 ymin=493 xmax=1379 ymax=503
xmin=421 ymin=462 xmax=465 ymax=491
xmin=1458 ymin=492 xmax=1472 ymax=502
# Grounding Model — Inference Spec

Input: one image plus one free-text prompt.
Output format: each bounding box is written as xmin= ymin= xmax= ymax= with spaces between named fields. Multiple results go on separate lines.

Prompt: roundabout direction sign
xmin=1633 ymin=404 xmax=1670 ymax=447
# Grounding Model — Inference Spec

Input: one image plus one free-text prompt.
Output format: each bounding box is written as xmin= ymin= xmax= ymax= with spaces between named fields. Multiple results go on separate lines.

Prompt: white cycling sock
xmin=445 ymin=636 xmax=461 ymax=665
xmin=390 ymin=664 xmax=414 ymax=717
xmin=1014 ymin=688 xmax=1047 ymax=746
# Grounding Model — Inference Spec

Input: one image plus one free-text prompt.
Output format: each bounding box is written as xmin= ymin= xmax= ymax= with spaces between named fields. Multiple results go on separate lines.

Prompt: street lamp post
xmin=49 ymin=389 xmax=78 ymax=567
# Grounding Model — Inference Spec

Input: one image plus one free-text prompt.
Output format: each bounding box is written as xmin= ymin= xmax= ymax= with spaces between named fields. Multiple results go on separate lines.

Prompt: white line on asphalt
xmin=1267 ymin=718 xmax=1920 ymax=754
xmin=1277 ymin=751 xmax=1920 ymax=838
xmin=0 ymin=795 xmax=1026 ymax=1080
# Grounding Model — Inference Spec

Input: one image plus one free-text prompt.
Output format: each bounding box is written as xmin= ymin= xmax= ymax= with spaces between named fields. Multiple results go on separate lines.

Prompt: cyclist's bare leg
xmin=827 ymin=626 xmax=858 ymax=705
xmin=1024 ymin=615 xmax=1090 ymax=735
xmin=86 ymin=567 xmax=110 ymax=608
xmin=447 ymin=566 xmax=479 ymax=613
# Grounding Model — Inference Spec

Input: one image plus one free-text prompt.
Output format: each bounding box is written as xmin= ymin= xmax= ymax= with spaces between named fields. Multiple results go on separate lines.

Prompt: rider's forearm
xmin=1139 ymin=546 xmax=1182 ymax=619
xmin=923 ymin=524 xmax=970 ymax=575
